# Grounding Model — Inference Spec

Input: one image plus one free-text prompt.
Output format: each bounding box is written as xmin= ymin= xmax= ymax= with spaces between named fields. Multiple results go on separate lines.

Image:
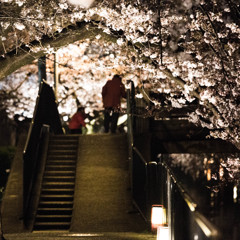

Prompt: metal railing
xmin=127 ymin=81 xmax=155 ymax=223
xmin=22 ymin=80 xmax=63 ymax=223
xmin=126 ymin=81 xmax=220 ymax=239
xmin=157 ymin=155 xmax=219 ymax=240
xmin=131 ymin=147 xmax=148 ymax=221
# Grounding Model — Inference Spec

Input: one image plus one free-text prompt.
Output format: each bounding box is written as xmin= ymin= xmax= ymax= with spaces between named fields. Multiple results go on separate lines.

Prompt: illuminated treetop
xmin=0 ymin=0 xmax=239 ymax=148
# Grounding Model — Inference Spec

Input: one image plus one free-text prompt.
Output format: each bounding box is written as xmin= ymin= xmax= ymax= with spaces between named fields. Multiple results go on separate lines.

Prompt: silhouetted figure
xmin=102 ymin=74 xmax=126 ymax=133
xmin=69 ymin=107 xmax=86 ymax=134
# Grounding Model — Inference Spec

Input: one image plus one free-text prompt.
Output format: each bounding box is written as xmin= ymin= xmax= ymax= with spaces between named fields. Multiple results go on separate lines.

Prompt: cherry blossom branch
xmin=0 ymin=18 xmax=229 ymax=125
xmin=160 ymin=67 xmax=218 ymax=116
xmin=121 ymin=33 xmax=235 ymax=142
xmin=198 ymin=4 xmax=228 ymax=80
xmin=159 ymin=67 xmax=237 ymax=145
xmin=157 ymin=0 xmax=163 ymax=65
xmin=199 ymin=4 xmax=229 ymax=57
xmin=7 ymin=73 xmax=31 ymax=95
xmin=0 ymin=21 xmax=118 ymax=80
xmin=0 ymin=17 xmax=237 ymax=147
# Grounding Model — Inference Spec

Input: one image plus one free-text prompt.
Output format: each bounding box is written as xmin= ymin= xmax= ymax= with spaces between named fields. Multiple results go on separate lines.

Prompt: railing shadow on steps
xmin=22 ymin=80 xmax=63 ymax=226
xmin=126 ymin=81 xmax=220 ymax=239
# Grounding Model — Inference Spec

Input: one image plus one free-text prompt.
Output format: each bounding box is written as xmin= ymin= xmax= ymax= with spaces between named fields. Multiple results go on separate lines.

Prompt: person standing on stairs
xmin=69 ymin=106 xmax=87 ymax=134
xmin=102 ymin=74 xmax=126 ymax=133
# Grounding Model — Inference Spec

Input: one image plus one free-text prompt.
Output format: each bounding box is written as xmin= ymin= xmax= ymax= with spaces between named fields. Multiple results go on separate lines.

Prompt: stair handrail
xmin=127 ymin=81 xmax=220 ymax=238
xmin=22 ymin=80 xmax=63 ymax=223
xmin=127 ymin=81 xmax=155 ymax=222
xmin=126 ymin=80 xmax=135 ymax=148
xmin=158 ymin=156 xmax=219 ymax=239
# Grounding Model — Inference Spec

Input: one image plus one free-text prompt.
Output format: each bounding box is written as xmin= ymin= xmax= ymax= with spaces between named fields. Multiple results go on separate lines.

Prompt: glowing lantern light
xmin=157 ymin=226 xmax=169 ymax=240
xmin=207 ymin=169 xmax=211 ymax=181
xmin=151 ymin=205 xmax=166 ymax=231
xmin=233 ymin=185 xmax=238 ymax=203
xmin=219 ymin=165 xmax=224 ymax=180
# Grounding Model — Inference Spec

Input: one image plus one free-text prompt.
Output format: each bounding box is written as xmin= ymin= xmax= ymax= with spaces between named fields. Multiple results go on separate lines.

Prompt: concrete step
xmin=39 ymin=201 xmax=73 ymax=208
xmin=49 ymin=138 xmax=78 ymax=145
xmin=49 ymin=141 xmax=78 ymax=146
xmin=37 ymin=208 xmax=73 ymax=215
xmin=48 ymin=149 xmax=77 ymax=157
xmin=40 ymin=195 xmax=74 ymax=201
xmin=45 ymin=165 xmax=75 ymax=171
xmin=34 ymin=222 xmax=71 ymax=231
xmin=48 ymin=144 xmax=78 ymax=150
xmin=42 ymin=182 xmax=75 ymax=188
xmin=44 ymin=170 xmax=75 ymax=176
xmin=46 ymin=160 xmax=76 ymax=165
xmin=43 ymin=176 xmax=75 ymax=182
xmin=41 ymin=188 xmax=74 ymax=195
xmin=42 ymin=191 xmax=73 ymax=195
xmin=47 ymin=155 xmax=77 ymax=160
xmin=4 ymin=232 xmax=156 ymax=240
xmin=50 ymin=135 xmax=79 ymax=140
xmin=35 ymin=215 xmax=72 ymax=222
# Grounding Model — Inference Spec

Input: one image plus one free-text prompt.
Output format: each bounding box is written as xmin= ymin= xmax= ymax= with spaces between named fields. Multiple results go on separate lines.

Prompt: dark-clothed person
xmin=102 ymin=74 xmax=126 ymax=133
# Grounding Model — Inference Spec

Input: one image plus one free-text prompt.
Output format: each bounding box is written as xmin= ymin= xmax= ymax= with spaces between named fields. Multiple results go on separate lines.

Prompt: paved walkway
xmin=1 ymin=133 xmax=155 ymax=240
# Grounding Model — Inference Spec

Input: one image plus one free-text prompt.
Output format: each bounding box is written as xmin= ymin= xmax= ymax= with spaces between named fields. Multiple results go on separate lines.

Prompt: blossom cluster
xmin=0 ymin=0 xmax=239 ymax=147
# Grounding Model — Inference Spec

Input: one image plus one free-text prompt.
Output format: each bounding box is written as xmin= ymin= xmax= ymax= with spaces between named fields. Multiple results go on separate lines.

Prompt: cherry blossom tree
xmin=0 ymin=0 xmax=239 ymax=148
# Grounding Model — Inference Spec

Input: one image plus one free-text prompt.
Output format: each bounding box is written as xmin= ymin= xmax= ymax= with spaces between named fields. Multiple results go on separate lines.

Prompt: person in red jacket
xmin=69 ymin=106 xmax=86 ymax=134
xmin=102 ymin=74 xmax=126 ymax=133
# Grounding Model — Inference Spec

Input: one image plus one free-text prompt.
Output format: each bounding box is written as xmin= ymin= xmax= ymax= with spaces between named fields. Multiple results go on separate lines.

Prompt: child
xmin=69 ymin=107 xmax=86 ymax=134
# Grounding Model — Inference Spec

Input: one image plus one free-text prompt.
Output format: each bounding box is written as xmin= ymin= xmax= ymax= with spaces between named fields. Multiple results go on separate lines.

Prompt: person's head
xmin=112 ymin=74 xmax=122 ymax=81
xmin=77 ymin=106 xmax=84 ymax=112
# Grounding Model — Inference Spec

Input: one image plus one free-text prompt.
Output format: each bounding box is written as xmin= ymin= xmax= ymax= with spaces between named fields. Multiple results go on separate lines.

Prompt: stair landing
xmin=71 ymin=133 xmax=147 ymax=233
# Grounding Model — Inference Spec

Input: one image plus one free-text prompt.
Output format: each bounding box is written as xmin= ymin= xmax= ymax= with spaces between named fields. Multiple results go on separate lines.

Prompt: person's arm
xmin=120 ymin=83 xmax=126 ymax=98
xmin=102 ymin=83 xmax=107 ymax=98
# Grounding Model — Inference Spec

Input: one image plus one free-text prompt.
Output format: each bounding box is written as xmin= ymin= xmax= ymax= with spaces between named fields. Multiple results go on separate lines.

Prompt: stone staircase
xmin=33 ymin=135 xmax=79 ymax=231
xmin=2 ymin=133 xmax=154 ymax=240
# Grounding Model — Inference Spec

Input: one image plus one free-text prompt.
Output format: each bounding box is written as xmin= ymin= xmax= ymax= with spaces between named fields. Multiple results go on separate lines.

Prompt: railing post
xmin=127 ymin=87 xmax=133 ymax=204
xmin=167 ymin=170 xmax=173 ymax=240
xmin=129 ymin=81 xmax=136 ymax=134
xmin=38 ymin=56 xmax=46 ymax=84
xmin=127 ymin=80 xmax=136 ymax=210
xmin=54 ymin=52 xmax=59 ymax=101
xmin=127 ymin=88 xmax=133 ymax=148
xmin=147 ymin=161 xmax=158 ymax=220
